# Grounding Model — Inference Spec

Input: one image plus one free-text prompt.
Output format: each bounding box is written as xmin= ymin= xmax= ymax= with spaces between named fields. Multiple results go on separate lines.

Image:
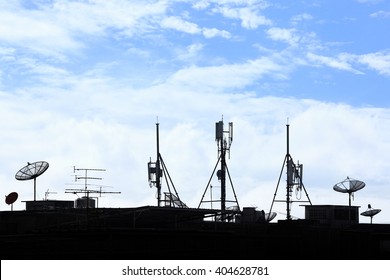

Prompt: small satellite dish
xmin=361 ymin=204 xmax=381 ymax=224
xmin=5 ymin=192 xmax=18 ymax=205
xmin=265 ymin=212 xmax=277 ymax=222
xmin=333 ymin=177 xmax=365 ymax=206
xmin=5 ymin=192 xmax=18 ymax=211
xmin=15 ymin=161 xmax=49 ymax=201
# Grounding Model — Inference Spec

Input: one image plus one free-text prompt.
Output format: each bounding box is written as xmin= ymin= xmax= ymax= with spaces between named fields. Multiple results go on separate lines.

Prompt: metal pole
xmin=221 ymin=138 xmax=226 ymax=221
xmin=156 ymin=122 xmax=161 ymax=207
xmin=34 ymin=177 xmax=36 ymax=201
xmin=286 ymin=124 xmax=291 ymax=220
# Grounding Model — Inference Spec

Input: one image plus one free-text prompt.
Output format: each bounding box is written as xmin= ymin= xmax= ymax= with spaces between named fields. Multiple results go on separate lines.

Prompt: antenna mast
xmin=156 ymin=122 xmax=161 ymax=206
xmin=148 ymin=121 xmax=187 ymax=208
xmin=269 ymin=124 xmax=312 ymax=220
xmin=198 ymin=118 xmax=239 ymax=222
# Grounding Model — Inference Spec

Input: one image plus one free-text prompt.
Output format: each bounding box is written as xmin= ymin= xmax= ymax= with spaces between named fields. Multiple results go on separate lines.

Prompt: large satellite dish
xmin=333 ymin=177 xmax=365 ymax=206
xmin=15 ymin=161 xmax=49 ymax=201
xmin=361 ymin=204 xmax=381 ymax=224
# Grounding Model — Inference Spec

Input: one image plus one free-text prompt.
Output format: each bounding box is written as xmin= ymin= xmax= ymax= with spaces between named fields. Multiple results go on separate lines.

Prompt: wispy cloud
xmin=356 ymin=51 xmax=390 ymax=76
xmin=166 ymin=57 xmax=287 ymax=91
xmin=356 ymin=0 xmax=384 ymax=4
xmin=307 ymin=52 xmax=364 ymax=74
xmin=214 ymin=3 xmax=272 ymax=29
xmin=266 ymin=27 xmax=300 ymax=47
xmin=291 ymin=13 xmax=314 ymax=24
xmin=306 ymin=51 xmax=390 ymax=76
xmin=160 ymin=16 xmax=231 ymax=38
xmin=370 ymin=10 xmax=390 ymax=18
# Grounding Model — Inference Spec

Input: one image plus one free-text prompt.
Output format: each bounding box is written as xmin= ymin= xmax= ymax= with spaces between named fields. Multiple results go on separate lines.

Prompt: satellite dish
xmin=333 ymin=177 xmax=365 ymax=206
xmin=15 ymin=161 xmax=49 ymax=201
xmin=361 ymin=204 xmax=381 ymax=224
xmin=5 ymin=192 xmax=18 ymax=211
xmin=5 ymin=192 xmax=18 ymax=205
xmin=265 ymin=212 xmax=277 ymax=222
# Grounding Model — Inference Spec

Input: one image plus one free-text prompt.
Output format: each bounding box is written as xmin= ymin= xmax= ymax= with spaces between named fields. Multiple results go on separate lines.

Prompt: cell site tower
xmin=198 ymin=118 xmax=240 ymax=222
xmin=269 ymin=124 xmax=312 ymax=220
xmin=147 ymin=121 xmax=187 ymax=208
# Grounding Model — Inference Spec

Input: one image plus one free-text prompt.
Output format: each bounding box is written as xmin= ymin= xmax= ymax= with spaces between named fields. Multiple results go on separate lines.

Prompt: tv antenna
xmin=269 ymin=124 xmax=312 ymax=220
xmin=333 ymin=177 xmax=365 ymax=206
xmin=147 ymin=121 xmax=187 ymax=208
xmin=198 ymin=117 xmax=240 ymax=222
xmin=45 ymin=189 xmax=57 ymax=200
xmin=5 ymin=192 xmax=18 ymax=211
xmin=15 ymin=161 xmax=49 ymax=201
xmin=361 ymin=204 xmax=381 ymax=224
xmin=65 ymin=167 xmax=120 ymax=208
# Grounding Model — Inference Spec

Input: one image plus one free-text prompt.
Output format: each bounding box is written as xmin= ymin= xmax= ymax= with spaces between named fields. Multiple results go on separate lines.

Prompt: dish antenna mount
xmin=333 ymin=177 xmax=365 ymax=206
xmin=15 ymin=161 xmax=49 ymax=201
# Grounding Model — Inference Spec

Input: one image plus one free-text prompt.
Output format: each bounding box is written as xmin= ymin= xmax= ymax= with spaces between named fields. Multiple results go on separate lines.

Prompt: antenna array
xmin=269 ymin=124 xmax=312 ymax=220
xmin=198 ymin=118 xmax=240 ymax=222
xmin=147 ymin=122 xmax=187 ymax=208
xmin=65 ymin=167 xmax=120 ymax=208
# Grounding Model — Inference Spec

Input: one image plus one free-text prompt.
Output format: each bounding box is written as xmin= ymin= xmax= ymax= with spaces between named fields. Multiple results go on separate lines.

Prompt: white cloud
xmin=202 ymin=27 xmax=231 ymax=39
xmin=0 ymin=0 xmax=169 ymax=57
xmin=161 ymin=16 xmax=201 ymax=34
xmin=266 ymin=27 xmax=300 ymax=46
xmin=307 ymin=52 xmax=364 ymax=74
xmin=356 ymin=51 xmax=390 ymax=76
xmin=216 ymin=5 xmax=272 ymax=29
xmin=291 ymin=13 xmax=314 ymax=24
xmin=160 ymin=16 xmax=231 ymax=39
xmin=166 ymin=57 xmax=287 ymax=91
xmin=306 ymin=51 xmax=390 ymax=76
xmin=192 ymin=0 xmax=211 ymax=10
xmin=50 ymin=0 xmax=168 ymax=36
xmin=175 ymin=43 xmax=205 ymax=62
xmin=356 ymin=0 xmax=384 ymax=3
xmin=370 ymin=10 xmax=390 ymax=18
xmin=0 ymin=10 xmax=81 ymax=55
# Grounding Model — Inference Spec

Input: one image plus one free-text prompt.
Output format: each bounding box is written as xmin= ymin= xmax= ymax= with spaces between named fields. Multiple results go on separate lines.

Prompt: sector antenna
xmin=15 ymin=161 xmax=49 ymax=201
xmin=333 ymin=177 xmax=365 ymax=206
xmin=361 ymin=204 xmax=381 ymax=224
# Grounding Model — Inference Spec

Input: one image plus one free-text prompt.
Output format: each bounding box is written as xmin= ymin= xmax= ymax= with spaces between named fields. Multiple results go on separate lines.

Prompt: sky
xmin=1 ymin=0 xmax=390 ymax=223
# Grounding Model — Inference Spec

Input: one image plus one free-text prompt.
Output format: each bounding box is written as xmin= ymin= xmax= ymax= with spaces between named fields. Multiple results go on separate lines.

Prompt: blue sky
xmin=1 ymin=0 xmax=390 ymax=223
